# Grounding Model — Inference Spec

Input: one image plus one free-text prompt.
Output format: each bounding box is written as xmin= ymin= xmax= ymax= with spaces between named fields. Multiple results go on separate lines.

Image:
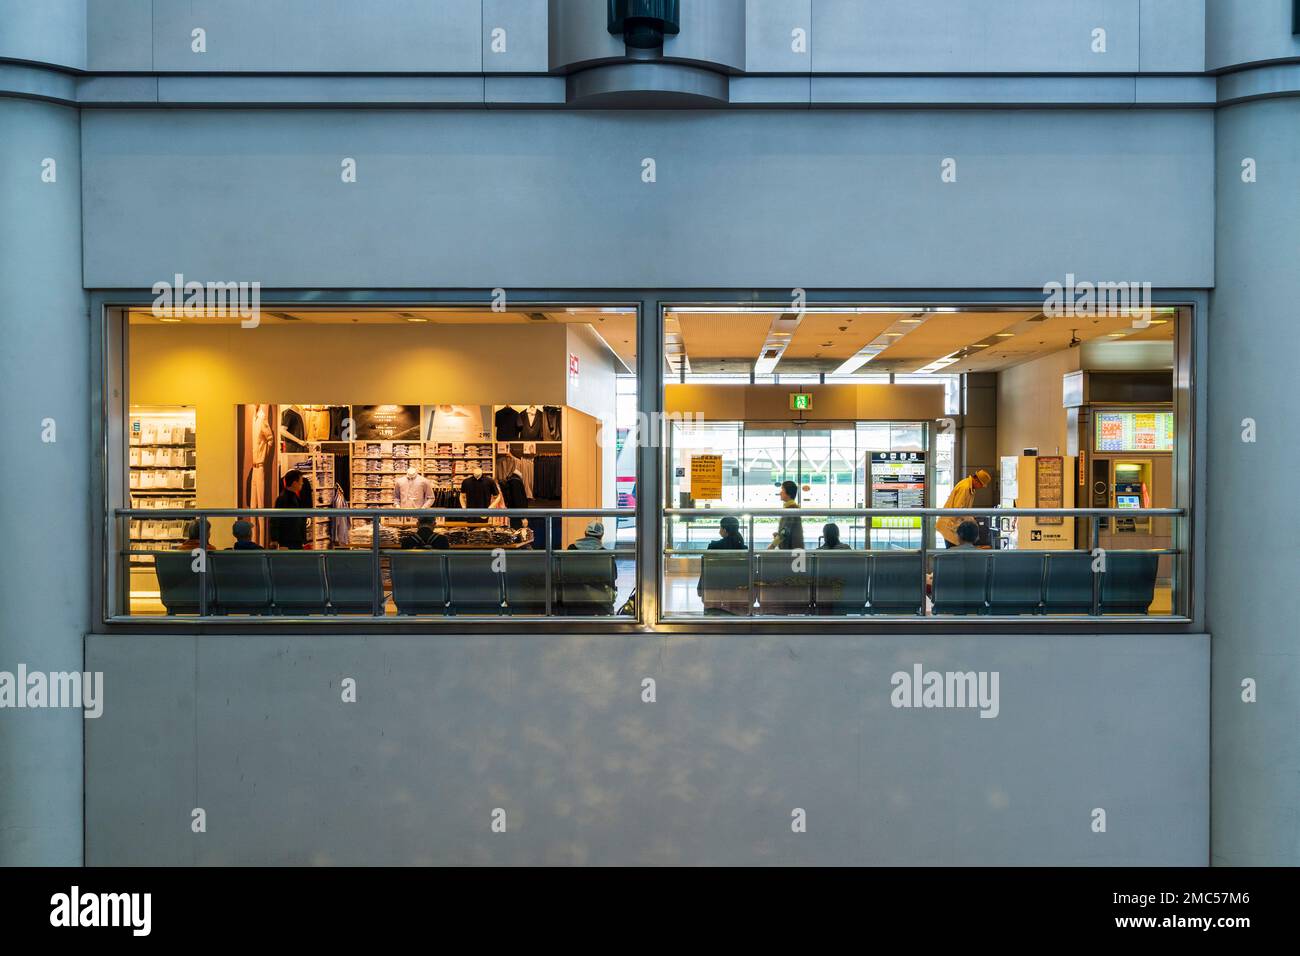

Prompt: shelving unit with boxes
xmin=128 ymin=405 xmax=196 ymax=563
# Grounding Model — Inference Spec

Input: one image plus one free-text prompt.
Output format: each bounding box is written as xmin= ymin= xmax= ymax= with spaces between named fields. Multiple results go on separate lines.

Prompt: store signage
xmin=689 ymin=454 xmax=723 ymax=500
xmin=568 ymin=352 xmax=580 ymax=390
xmin=1094 ymin=410 xmax=1173 ymax=453
xmin=1035 ymin=456 xmax=1064 ymax=526
xmin=789 ymin=393 xmax=812 ymax=411
xmin=869 ymin=452 xmax=925 ymax=529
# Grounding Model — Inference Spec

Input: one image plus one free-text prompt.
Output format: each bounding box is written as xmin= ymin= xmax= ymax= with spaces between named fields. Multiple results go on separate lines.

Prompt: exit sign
xmin=790 ymin=393 xmax=812 ymax=411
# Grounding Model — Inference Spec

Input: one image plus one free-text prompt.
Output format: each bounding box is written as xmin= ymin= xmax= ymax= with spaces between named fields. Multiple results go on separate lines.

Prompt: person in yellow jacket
xmin=937 ymin=469 xmax=991 ymax=548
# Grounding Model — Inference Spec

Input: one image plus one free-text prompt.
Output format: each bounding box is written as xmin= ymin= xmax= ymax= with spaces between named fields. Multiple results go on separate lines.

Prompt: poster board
xmin=689 ymin=454 xmax=723 ymax=500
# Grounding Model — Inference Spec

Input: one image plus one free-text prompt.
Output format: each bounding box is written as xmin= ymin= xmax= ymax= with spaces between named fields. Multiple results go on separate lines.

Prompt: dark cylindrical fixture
xmin=608 ymin=0 xmax=681 ymax=50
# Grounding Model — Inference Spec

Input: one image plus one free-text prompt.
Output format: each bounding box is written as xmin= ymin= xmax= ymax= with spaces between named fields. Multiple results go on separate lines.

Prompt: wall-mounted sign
xmin=869 ymin=451 xmax=925 ymax=528
xmin=568 ymin=352 xmax=580 ymax=390
xmin=1035 ymin=456 xmax=1064 ymax=526
xmin=689 ymin=454 xmax=723 ymax=500
xmin=1094 ymin=410 xmax=1173 ymax=453
xmin=789 ymin=392 xmax=812 ymax=411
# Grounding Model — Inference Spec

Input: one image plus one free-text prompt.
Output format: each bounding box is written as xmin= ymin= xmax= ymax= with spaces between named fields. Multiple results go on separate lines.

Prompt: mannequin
xmin=500 ymin=460 xmax=530 ymax=530
xmin=249 ymin=404 xmax=274 ymax=545
xmin=460 ymin=464 xmax=499 ymax=521
xmin=394 ymin=466 xmax=433 ymax=510
xmin=279 ymin=403 xmax=308 ymax=450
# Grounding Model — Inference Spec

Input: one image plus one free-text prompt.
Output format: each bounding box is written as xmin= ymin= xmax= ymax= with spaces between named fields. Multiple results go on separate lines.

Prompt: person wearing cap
xmin=937 ymin=468 xmax=991 ymax=548
xmin=230 ymin=519 xmax=263 ymax=551
xmin=708 ymin=515 xmax=747 ymax=551
xmin=567 ymin=521 xmax=608 ymax=551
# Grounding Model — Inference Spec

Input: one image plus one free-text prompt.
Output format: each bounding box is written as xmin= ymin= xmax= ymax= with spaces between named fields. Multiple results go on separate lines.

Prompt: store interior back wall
xmin=127 ymin=322 xmax=612 ymax=545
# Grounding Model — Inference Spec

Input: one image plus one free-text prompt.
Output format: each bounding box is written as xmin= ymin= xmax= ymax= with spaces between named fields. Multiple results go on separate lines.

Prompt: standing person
xmin=708 ymin=515 xmax=747 ymax=550
xmin=768 ymin=480 xmax=804 ymax=550
xmin=937 ymin=469 xmax=991 ymax=548
xmin=269 ymin=469 xmax=309 ymax=550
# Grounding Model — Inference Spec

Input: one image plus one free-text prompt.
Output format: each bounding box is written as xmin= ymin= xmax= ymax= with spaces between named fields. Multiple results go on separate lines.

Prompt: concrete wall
xmin=85 ymin=632 xmax=1209 ymax=865
xmin=0 ymin=97 xmax=88 ymax=865
xmin=80 ymin=108 xmax=1214 ymax=291
xmin=1209 ymin=96 xmax=1300 ymax=866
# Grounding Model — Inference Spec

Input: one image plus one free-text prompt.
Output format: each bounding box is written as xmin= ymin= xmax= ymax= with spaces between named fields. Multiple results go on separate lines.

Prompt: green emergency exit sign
xmin=790 ymin=393 xmax=812 ymax=411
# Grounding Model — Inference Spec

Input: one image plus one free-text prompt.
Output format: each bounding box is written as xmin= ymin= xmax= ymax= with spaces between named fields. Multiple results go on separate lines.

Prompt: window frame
xmin=91 ymin=289 xmax=1205 ymax=634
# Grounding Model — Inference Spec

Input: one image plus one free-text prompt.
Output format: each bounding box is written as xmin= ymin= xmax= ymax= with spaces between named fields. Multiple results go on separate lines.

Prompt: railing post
xmin=918 ymin=513 xmax=929 ymax=616
xmin=544 ymin=512 xmax=553 ymax=618
xmin=1091 ymin=515 xmax=1101 ymax=616
xmin=371 ymin=514 xmax=381 ymax=617
xmin=747 ymin=513 xmax=755 ymax=616
xmin=198 ymin=513 xmax=209 ymax=617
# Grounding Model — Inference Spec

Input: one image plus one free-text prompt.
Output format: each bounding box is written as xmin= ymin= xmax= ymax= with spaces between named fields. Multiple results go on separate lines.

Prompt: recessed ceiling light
xmin=159 ymin=317 xmax=181 ymax=323
xmin=995 ymin=332 xmax=1015 ymax=337
xmin=406 ymin=317 xmax=429 ymax=323
xmin=1149 ymin=319 xmax=1168 ymax=325
xmin=1107 ymin=333 xmax=1125 ymax=338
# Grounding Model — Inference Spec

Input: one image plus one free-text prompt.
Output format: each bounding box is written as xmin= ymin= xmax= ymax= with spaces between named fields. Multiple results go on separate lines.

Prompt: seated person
xmin=818 ymin=522 xmax=851 ymax=550
xmin=178 ymin=519 xmax=211 ymax=551
xmin=399 ymin=516 xmax=449 ymax=550
xmin=567 ymin=520 xmax=608 ymax=550
xmin=707 ymin=515 xmax=746 ymax=550
xmin=952 ymin=519 xmax=980 ymax=550
xmin=927 ymin=519 xmax=982 ymax=593
xmin=230 ymin=519 xmax=263 ymax=550
xmin=699 ymin=516 xmax=747 ymax=598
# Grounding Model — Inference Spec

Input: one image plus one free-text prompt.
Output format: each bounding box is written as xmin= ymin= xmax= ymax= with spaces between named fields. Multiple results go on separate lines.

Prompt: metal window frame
xmin=90 ymin=288 xmax=1206 ymax=635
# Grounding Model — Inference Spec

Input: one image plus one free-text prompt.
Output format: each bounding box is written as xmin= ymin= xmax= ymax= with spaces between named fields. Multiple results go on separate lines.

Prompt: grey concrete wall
xmin=1208 ymin=97 xmax=1300 ymax=866
xmin=80 ymin=107 xmax=1214 ymax=290
xmin=1206 ymin=0 xmax=1300 ymax=71
xmin=0 ymin=97 xmax=89 ymax=866
xmin=85 ymin=633 xmax=1209 ymax=865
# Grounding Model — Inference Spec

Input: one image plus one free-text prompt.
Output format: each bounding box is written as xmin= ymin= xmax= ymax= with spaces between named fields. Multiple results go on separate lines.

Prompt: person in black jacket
xmin=399 ymin=517 xmax=449 ymax=550
xmin=230 ymin=519 xmax=263 ymax=550
xmin=269 ymin=469 xmax=309 ymax=549
xmin=707 ymin=515 xmax=747 ymax=550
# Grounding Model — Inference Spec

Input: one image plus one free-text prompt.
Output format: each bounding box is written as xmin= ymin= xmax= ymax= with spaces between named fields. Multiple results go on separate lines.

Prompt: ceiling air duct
xmin=608 ymin=0 xmax=680 ymax=50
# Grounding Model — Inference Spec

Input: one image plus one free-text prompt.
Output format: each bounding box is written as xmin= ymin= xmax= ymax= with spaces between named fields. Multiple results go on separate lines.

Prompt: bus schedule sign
xmin=690 ymin=454 xmax=723 ymax=500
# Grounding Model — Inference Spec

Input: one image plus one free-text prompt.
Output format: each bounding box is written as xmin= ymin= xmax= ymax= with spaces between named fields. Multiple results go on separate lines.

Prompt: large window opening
xmin=111 ymin=305 xmax=638 ymax=621
xmin=659 ymin=304 xmax=1189 ymax=621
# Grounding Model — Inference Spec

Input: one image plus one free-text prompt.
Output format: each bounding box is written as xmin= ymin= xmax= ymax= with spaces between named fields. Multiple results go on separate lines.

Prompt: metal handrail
xmin=665 ymin=507 xmax=1183 ymax=517
xmin=116 ymin=507 xmax=635 ymax=518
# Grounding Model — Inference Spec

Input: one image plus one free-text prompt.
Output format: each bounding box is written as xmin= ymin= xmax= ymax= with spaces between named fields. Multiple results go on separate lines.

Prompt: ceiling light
xmin=995 ymin=332 xmax=1015 ymax=337
xmin=406 ymin=317 xmax=429 ymax=323
xmin=159 ymin=317 xmax=181 ymax=323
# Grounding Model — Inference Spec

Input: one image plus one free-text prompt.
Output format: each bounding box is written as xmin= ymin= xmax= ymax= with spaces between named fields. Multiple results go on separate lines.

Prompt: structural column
xmin=0 ymin=95 xmax=89 ymax=865
xmin=1209 ymin=96 xmax=1300 ymax=865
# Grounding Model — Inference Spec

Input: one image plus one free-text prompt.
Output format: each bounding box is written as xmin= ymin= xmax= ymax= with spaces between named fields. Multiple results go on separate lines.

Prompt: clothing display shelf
xmin=281 ymin=447 xmax=336 ymax=549
xmin=128 ymin=405 xmax=196 ymax=565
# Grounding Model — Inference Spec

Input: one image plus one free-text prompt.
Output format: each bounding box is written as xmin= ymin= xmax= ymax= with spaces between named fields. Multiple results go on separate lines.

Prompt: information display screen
xmin=869 ymin=452 xmax=925 ymax=528
xmin=1094 ymin=410 xmax=1174 ymax=452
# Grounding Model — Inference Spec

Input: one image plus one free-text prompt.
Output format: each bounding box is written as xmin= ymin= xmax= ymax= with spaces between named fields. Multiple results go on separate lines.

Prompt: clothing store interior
xmin=659 ymin=304 xmax=1183 ymax=618
xmin=123 ymin=305 xmax=639 ymax=616
xmin=120 ymin=301 xmax=1185 ymax=619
